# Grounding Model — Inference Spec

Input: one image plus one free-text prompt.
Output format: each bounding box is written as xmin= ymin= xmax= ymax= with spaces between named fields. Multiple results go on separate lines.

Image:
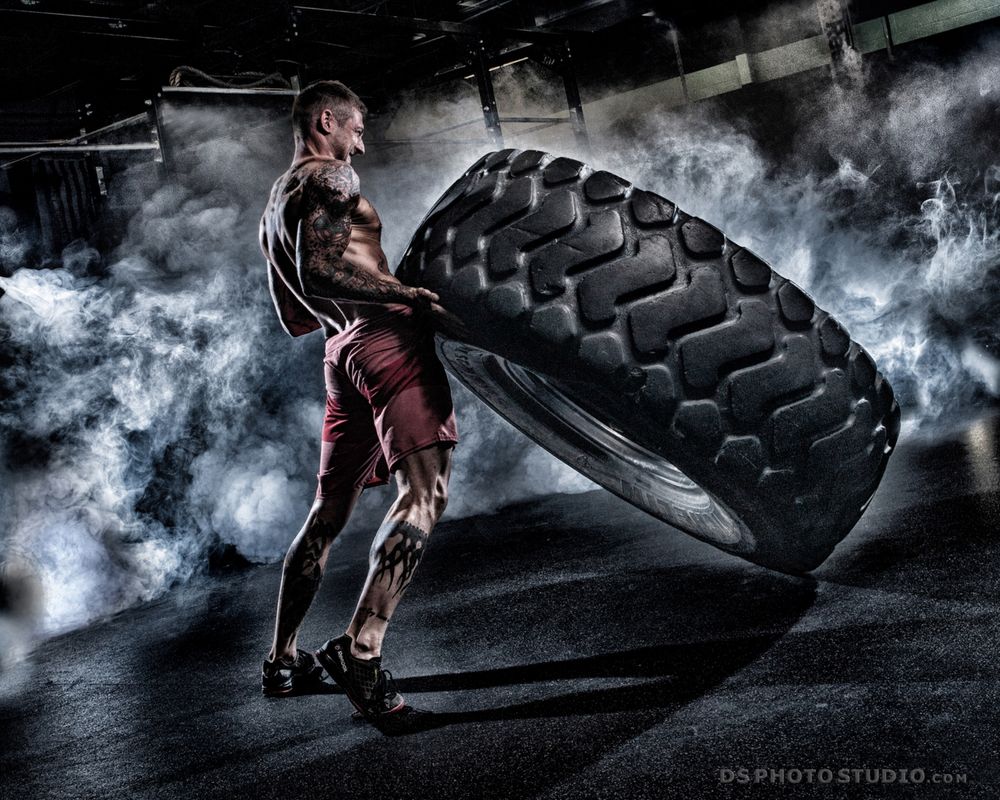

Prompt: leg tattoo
xmin=274 ymin=515 xmax=338 ymax=650
xmin=358 ymin=605 xmax=390 ymax=623
xmin=347 ymin=519 xmax=434 ymax=656
xmin=370 ymin=520 xmax=429 ymax=598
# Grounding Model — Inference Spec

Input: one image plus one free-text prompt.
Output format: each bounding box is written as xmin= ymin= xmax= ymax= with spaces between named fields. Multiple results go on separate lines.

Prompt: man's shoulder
xmin=297 ymin=157 xmax=359 ymax=199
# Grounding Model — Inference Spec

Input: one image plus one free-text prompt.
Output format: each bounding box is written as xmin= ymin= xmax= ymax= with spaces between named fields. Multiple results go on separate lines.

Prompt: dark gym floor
xmin=1 ymin=413 xmax=998 ymax=800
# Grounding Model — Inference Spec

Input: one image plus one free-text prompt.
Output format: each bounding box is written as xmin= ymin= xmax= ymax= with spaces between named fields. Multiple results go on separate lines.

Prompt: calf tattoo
xmin=370 ymin=520 xmax=430 ymax=598
xmin=358 ymin=605 xmax=390 ymax=623
xmin=276 ymin=515 xmax=337 ymax=641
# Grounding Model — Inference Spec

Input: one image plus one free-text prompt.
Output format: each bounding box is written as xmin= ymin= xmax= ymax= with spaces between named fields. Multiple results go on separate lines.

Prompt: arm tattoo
xmin=311 ymin=211 xmax=350 ymax=244
xmin=370 ymin=520 xmax=429 ymax=598
xmin=297 ymin=163 xmax=418 ymax=304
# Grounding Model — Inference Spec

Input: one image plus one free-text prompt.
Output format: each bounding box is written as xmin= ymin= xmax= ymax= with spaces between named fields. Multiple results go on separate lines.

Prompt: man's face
xmin=327 ymin=107 xmax=365 ymax=163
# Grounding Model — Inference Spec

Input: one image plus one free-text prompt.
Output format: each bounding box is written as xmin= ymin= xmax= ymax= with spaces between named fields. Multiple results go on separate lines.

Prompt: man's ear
xmin=318 ymin=108 xmax=336 ymax=134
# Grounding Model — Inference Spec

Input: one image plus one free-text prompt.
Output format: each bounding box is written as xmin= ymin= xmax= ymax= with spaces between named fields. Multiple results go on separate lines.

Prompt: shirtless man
xmin=257 ymin=80 xmax=460 ymax=721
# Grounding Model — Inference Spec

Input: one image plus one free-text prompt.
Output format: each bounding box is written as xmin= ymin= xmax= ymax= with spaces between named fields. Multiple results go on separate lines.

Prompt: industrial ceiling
xmin=2 ymin=0 xmax=994 ymax=142
xmin=0 ymin=0 xmax=833 ymax=141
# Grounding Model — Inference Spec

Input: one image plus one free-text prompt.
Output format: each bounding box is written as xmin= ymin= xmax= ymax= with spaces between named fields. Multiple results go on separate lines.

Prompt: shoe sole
xmin=262 ymin=672 xmax=332 ymax=698
xmin=350 ymin=703 xmax=406 ymax=723
xmin=315 ymin=647 xmax=405 ymax=720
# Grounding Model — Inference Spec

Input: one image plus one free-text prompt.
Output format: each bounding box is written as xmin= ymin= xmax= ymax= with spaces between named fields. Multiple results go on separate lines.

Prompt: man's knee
xmin=397 ymin=480 xmax=447 ymax=520
xmin=308 ymin=489 xmax=361 ymax=538
xmin=394 ymin=447 xmax=451 ymax=520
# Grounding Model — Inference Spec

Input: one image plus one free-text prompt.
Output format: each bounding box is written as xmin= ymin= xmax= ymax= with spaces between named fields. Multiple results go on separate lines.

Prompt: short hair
xmin=292 ymin=80 xmax=367 ymax=137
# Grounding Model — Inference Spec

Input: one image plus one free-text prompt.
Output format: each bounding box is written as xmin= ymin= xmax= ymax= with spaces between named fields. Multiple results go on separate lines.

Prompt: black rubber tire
xmin=398 ymin=149 xmax=900 ymax=573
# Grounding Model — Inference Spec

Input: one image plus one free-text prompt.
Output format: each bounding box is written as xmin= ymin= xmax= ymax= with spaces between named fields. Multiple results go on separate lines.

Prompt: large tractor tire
xmin=398 ymin=149 xmax=900 ymax=573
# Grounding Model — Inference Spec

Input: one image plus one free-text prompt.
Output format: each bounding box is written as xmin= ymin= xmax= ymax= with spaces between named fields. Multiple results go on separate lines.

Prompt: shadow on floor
xmin=370 ymin=629 xmax=811 ymax=736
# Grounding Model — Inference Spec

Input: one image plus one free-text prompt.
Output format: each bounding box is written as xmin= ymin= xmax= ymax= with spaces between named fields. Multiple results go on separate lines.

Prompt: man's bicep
xmin=297 ymin=165 xmax=359 ymax=293
xmin=296 ymin=213 xmax=350 ymax=297
xmin=300 ymin=200 xmax=351 ymax=258
xmin=303 ymin=163 xmax=359 ymax=244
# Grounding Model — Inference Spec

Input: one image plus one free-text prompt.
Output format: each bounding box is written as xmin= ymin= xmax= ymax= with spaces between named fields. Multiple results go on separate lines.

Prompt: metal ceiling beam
xmin=159 ymin=86 xmax=297 ymax=97
xmin=469 ymin=40 xmax=504 ymax=147
xmin=532 ymin=0 xmax=654 ymax=31
xmin=294 ymin=6 xmax=480 ymax=37
xmin=292 ymin=5 xmax=576 ymax=43
xmin=0 ymin=143 xmax=157 ymax=154
xmin=557 ymin=42 xmax=590 ymax=153
xmin=431 ymin=42 xmax=538 ymax=83
xmin=457 ymin=0 xmax=518 ymax=22
xmin=0 ymin=111 xmax=159 ymax=167
xmin=0 ymin=112 xmax=148 ymax=147
xmin=0 ymin=6 xmax=216 ymax=43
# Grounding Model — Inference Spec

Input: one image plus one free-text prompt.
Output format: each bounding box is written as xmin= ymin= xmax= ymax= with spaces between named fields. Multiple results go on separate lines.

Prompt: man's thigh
xmin=319 ymin=347 xmax=393 ymax=497
xmin=347 ymin=310 xmax=458 ymax=473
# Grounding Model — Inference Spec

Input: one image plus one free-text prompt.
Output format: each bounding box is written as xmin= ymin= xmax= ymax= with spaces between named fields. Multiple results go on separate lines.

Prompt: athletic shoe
xmin=315 ymin=634 xmax=405 ymax=719
xmin=261 ymin=649 xmax=329 ymax=697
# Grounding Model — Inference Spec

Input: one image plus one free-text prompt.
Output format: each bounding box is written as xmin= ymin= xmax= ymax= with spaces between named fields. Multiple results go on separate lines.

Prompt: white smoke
xmin=2 ymin=24 xmax=999 ymax=648
xmin=0 ymin=112 xmax=326 ymax=644
xmin=0 ymin=100 xmax=595 ymax=647
xmin=0 ymin=206 xmax=30 ymax=271
xmin=599 ymin=49 xmax=1000 ymax=431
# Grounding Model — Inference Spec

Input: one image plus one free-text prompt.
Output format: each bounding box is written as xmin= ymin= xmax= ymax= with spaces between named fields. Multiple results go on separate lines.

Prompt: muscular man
xmin=258 ymin=80 xmax=460 ymax=722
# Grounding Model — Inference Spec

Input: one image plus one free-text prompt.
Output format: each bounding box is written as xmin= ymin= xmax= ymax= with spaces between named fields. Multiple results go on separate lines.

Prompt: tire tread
xmin=399 ymin=150 xmax=900 ymax=571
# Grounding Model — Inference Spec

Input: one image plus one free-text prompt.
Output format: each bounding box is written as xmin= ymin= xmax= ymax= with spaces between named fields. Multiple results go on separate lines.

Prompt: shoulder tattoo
xmin=314 ymin=162 xmax=360 ymax=205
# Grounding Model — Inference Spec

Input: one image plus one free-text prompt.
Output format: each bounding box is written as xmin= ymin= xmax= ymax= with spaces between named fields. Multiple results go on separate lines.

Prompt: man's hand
xmin=405 ymin=286 xmax=440 ymax=307
xmin=403 ymin=286 xmax=471 ymax=339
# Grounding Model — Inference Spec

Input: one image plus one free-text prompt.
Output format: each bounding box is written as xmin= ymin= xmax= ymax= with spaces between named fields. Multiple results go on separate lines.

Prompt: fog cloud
xmin=1 ymin=24 xmax=997 ymax=653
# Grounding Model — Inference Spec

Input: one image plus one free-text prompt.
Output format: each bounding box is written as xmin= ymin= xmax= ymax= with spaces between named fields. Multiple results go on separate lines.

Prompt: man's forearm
xmin=300 ymin=257 xmax=420 ymax=305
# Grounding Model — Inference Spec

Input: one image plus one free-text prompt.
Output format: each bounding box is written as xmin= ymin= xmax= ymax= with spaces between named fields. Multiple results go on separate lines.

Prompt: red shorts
xmin=316 ymin=304 xmax=458 ymax=498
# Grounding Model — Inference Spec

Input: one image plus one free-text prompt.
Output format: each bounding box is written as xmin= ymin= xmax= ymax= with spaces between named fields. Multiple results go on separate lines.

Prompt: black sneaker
xmin=315 ymin=634 xmax=405 ymax=719
xmin=261 ymin=649 xmax=329 ymax=697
